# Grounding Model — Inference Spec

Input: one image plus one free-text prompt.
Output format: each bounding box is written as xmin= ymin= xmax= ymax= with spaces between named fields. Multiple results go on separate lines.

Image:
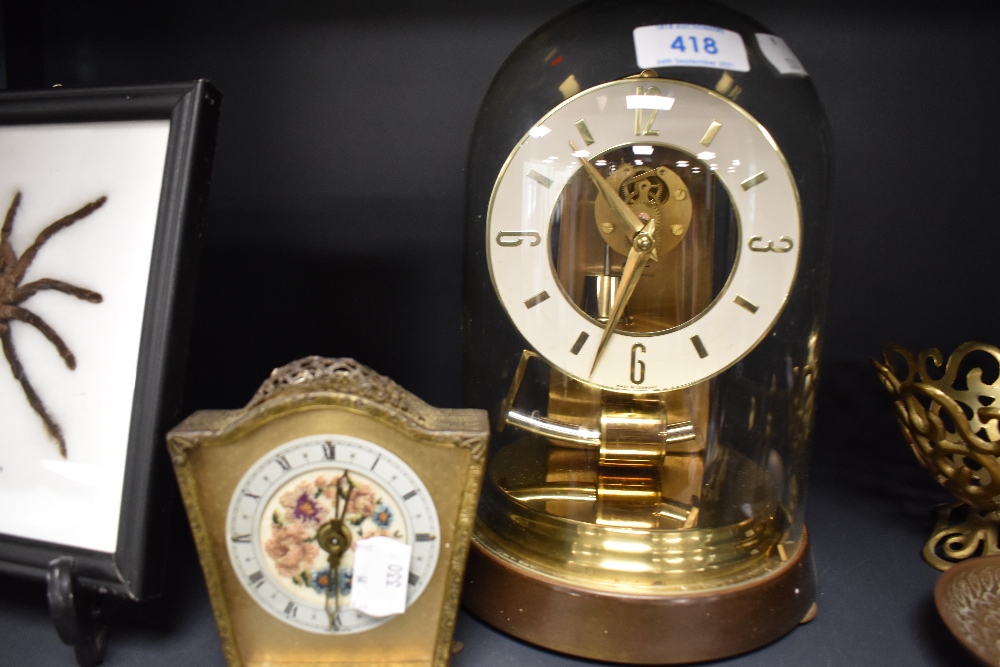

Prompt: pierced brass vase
xmin=873 ymin=342 xmax=1000 ymax=570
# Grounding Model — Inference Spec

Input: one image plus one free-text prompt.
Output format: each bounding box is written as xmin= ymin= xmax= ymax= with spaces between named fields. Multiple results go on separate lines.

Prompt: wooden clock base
xmin=462 ymin=526 xmax=817 ymax=664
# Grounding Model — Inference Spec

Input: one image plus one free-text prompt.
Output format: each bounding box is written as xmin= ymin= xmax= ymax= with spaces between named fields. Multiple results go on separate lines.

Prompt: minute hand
xmin=570 ymin=142 xmax=658 ymax=261
xmin=590 ymin=219 xmax=657 ymax=376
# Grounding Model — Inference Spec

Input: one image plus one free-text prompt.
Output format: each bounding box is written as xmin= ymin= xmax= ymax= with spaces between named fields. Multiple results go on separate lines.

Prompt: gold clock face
xmin=226 ymin=434 xmax=440 ymax=635
xmin=486 ymin=78 xmax=801 ymax=392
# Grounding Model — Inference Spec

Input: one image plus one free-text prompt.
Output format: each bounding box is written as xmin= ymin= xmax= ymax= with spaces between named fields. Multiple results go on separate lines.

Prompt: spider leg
xmin=1 ymin=191 xmax=20 ymax=245
xmin=0 ymin=326 xmax=67 ymax=457
xmin=12 ymin=279 xmax=103 ymax=305
xmin=13 ymin=195 xmax=107 ymax=284
xmin=7 ymin=305 xmax=77 ymax=369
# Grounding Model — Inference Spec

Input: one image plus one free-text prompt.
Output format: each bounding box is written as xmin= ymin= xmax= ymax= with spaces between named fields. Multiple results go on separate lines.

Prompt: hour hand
xmin=318 ymin=519 xmax=352 ymax=628
xmin=570 ymin=142 xmax=657 ymax=261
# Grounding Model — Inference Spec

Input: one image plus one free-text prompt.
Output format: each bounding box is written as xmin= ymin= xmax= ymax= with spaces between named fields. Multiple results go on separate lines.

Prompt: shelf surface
xmin=0 ymin=362 xmax=972 ymax=666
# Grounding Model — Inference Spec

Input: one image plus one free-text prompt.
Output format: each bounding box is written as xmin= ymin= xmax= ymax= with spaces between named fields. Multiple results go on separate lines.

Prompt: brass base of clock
xmin=462 ymin=525 xmax=816 ymax=664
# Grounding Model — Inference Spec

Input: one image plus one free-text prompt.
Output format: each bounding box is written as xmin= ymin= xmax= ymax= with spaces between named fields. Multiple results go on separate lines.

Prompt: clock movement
xmin=462 ymin=2 xmax=832 ymax=663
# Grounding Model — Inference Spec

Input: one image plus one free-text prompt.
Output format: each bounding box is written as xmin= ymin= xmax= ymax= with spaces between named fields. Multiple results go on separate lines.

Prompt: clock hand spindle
xmin=319 ymin=472 xmax=356 ymax=629
xmin=590 ymin=218 xmax=657 ymax=376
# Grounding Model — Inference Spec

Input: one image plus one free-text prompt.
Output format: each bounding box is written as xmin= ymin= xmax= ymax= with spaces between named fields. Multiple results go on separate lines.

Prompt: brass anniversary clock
xmin=168 ymin=357 xmax=488 ymax=666
xmin=462 ymin=1 xmax=832 ymax=663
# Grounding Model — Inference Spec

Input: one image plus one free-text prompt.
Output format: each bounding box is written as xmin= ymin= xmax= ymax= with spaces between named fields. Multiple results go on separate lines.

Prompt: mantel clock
xmin=168 ymin=357 xmax=488 ymax=667
xmin=462 ymin=1 xmax=832 ymax=663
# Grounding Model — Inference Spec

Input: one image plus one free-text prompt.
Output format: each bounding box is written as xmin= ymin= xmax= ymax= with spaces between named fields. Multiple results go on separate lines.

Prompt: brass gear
xmin=593 ymin=163 xmax=692 ymax=257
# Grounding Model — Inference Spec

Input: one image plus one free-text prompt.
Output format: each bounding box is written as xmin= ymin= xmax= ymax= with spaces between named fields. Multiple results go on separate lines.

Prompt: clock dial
xmin=226 ymin=434 xmax=440 ymax=634
xmin=487 ymin=78 xmax=801 ymax=392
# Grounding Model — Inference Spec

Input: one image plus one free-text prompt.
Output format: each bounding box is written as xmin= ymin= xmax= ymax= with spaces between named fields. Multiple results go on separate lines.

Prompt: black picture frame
xmin=0 ymin=81 xmax=220 ymax=601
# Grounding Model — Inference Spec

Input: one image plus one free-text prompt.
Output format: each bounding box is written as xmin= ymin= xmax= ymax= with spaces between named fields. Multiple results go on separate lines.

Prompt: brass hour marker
xmin=734 ymin=295 xmax=759 ymax=314
xmin=575 ymin=119 xmax=595 ymax=145
xmin=700 ymin=120 xmax=722 ymax=146
xmin=570 ymin=331 xmax=589 ymax=355
xmin=741 ymin=171 xmax=768 ymax=191
xmin=526 ymin=169 xmax=553 ymax=188
xmin=524 ymin=291 xmax=550 ymax=309
xmin=691 ymin=335 xmax=709 ymax=359
xmin=559 ymin=74 xmax=580 ymax=99
xmin=715 ymin=72 xmax=735 ymax=95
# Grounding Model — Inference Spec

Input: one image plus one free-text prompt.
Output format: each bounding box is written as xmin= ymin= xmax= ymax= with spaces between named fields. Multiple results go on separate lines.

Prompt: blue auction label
xmin=633 ymin=24 xmax=750 ymax=72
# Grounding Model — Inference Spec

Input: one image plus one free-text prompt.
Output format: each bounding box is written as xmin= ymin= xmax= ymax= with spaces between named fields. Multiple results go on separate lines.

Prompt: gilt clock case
xmin=462 ymin=0 xmax=832 ymax=662
xmin=167 ymin=357 xmax=489 ymax=667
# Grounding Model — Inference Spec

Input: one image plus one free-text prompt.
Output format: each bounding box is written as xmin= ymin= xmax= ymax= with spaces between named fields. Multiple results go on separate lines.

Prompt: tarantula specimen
xmin=1 ymin=191 xmax=106 ymax=458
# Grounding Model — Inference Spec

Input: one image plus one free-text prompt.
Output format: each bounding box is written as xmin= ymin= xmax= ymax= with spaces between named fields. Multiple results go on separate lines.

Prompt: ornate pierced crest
xmin=248 ymin=357 xmax=428 ymax=425
xmin=873 ymin=342 xmax=1000 ymax=569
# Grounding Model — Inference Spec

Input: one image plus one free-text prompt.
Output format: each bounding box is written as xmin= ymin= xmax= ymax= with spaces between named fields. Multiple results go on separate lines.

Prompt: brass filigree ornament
xmin=873 ymin=342 xmax=1000 ymax=570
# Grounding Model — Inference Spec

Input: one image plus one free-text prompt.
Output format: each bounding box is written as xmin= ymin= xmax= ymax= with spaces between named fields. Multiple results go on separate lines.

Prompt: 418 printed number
xmin=671 ymin=36 xmax=718 ymax=54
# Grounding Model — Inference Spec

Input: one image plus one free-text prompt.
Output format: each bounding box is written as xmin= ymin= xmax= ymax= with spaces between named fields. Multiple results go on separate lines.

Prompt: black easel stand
xmin=46 ymin=557 xmax=108 ymax=667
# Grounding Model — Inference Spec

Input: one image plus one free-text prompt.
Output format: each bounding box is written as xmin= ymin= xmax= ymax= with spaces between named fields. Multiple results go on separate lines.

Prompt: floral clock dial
xmin=226 ymin=434 xmax=440 ymax=634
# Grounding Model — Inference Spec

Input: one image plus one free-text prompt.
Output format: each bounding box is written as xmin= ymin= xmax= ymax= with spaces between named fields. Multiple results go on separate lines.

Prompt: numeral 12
xmin=634 ymin=86 xmax=661 ymax=137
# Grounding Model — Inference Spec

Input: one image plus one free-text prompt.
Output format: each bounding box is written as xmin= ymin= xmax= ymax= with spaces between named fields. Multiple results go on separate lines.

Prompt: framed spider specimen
xmin=0 ymin=82 xmax=221 ymax=610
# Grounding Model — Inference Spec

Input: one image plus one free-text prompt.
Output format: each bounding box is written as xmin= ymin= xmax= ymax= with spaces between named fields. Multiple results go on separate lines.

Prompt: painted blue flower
xmin=310 ymin=569 xmax=333 ymax=593
xmin=372 ymin=503 xmax=393 ymax=528
xmin=340 ymin=568 xmax=353 ymax=596
xmin=309 ymin=568 xmax=352 ymax=596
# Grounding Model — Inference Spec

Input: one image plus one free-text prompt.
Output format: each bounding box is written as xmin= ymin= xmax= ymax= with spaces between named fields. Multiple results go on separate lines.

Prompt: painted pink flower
xmin=322 ymin=475 xmax=345 ymax=500
xmin=345 ymin=483 xmax=376 ymax=517
xmin=265 ymin=523 xmax=319 ymax=577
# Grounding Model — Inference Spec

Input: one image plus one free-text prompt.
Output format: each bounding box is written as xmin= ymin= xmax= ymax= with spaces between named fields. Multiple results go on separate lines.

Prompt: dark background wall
xmin=2 ymin=0 xmax=997 ymax=413
xmin=1 ymin=3 xmax=998 ymax=665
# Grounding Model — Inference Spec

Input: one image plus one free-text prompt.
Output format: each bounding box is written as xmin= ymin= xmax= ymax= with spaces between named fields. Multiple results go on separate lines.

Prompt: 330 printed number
xmin=671 ymin=36 xmax=718 ymax=54
xmin=386 ymin=563 xmax=403 ymax=589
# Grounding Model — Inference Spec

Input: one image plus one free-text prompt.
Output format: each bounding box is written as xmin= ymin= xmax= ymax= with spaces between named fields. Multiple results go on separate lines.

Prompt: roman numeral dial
xmin=226 ymin=435 xmax=441 ymax=635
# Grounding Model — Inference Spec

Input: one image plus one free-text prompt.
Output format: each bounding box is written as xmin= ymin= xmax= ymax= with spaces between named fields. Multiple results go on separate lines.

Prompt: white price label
xmin=756 ymin=34 xmax=808 ymax=76
xmin=349 ymin=536 xmax=413 ymax=618
xmin=633 ymin=24 xmax=750 ymax=72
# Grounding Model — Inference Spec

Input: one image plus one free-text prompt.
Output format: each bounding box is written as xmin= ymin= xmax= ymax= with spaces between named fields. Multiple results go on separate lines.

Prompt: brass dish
xmin=935 ymin=554 xmax=1000 ymax=666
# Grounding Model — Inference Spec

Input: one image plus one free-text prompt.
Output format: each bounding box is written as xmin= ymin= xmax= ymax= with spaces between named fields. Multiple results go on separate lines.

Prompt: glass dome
xmin=462 ymin=2 xmax=832 ymax=662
